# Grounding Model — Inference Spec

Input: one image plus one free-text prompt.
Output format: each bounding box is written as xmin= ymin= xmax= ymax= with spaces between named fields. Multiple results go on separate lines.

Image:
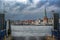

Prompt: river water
xmin=11 ymin=25 xmax=53 ymax=37
xmin=11 ymin=25 xmax=53 ymax=40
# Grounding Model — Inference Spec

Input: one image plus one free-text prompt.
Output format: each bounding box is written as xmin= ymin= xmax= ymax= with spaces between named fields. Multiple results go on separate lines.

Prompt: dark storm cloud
xmin=28 ymin=0 xmax=33 ymax=3
xmin=0 ymin=0 xmax=4 ymax=12
xmin=13 ymin=2 xmax=29 ymax=11
xmin=36 ymin=0 xmax=47 ymax=8
xmin=1 ymin=0 xmax=60 ymax=11
xmin=28 ymin=0 xmax=47 ymax=10
xmin=0 ymin=0 xmax=60 ymax=20
xmin=48 ymin=0 xmax=60 ymax=7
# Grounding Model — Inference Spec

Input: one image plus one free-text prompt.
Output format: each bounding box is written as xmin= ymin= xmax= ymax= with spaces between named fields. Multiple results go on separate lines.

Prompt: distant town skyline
xmin=0 ymin=0 xmax=60 ymax=20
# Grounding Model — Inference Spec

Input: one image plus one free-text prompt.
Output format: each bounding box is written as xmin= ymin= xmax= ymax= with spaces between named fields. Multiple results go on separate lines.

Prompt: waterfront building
xmin=48 ymin=18 xmax=53 ymax=25
xmin=34 ymin=18 xmax=41 ymax=25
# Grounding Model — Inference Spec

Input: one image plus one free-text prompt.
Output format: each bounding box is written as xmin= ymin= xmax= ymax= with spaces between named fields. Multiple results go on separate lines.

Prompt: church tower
xmin=43 ymin=7 xmax=48 ymax=24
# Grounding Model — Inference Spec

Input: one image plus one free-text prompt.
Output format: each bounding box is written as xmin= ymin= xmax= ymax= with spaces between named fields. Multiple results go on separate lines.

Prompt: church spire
xmin=44 ymin=6 xmax=47 ymax=17
xmin=43 ymin=6 xmax=48 ymax=24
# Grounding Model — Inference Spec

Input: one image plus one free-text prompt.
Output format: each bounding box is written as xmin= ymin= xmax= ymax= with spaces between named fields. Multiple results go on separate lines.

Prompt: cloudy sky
xmin=0 ymin=0 xmax=60 ymax=20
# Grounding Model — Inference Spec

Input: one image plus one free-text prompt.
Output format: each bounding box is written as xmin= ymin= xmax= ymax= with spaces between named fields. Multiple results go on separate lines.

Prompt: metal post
xmin=53 ymin=13 xmax=60 ymax=40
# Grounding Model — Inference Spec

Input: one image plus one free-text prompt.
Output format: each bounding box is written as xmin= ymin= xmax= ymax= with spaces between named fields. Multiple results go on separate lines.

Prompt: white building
xmin=48 ymin=18 xmax=53 ymax=24
xmin=34 ymin=19 xmax=41 ymax=25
